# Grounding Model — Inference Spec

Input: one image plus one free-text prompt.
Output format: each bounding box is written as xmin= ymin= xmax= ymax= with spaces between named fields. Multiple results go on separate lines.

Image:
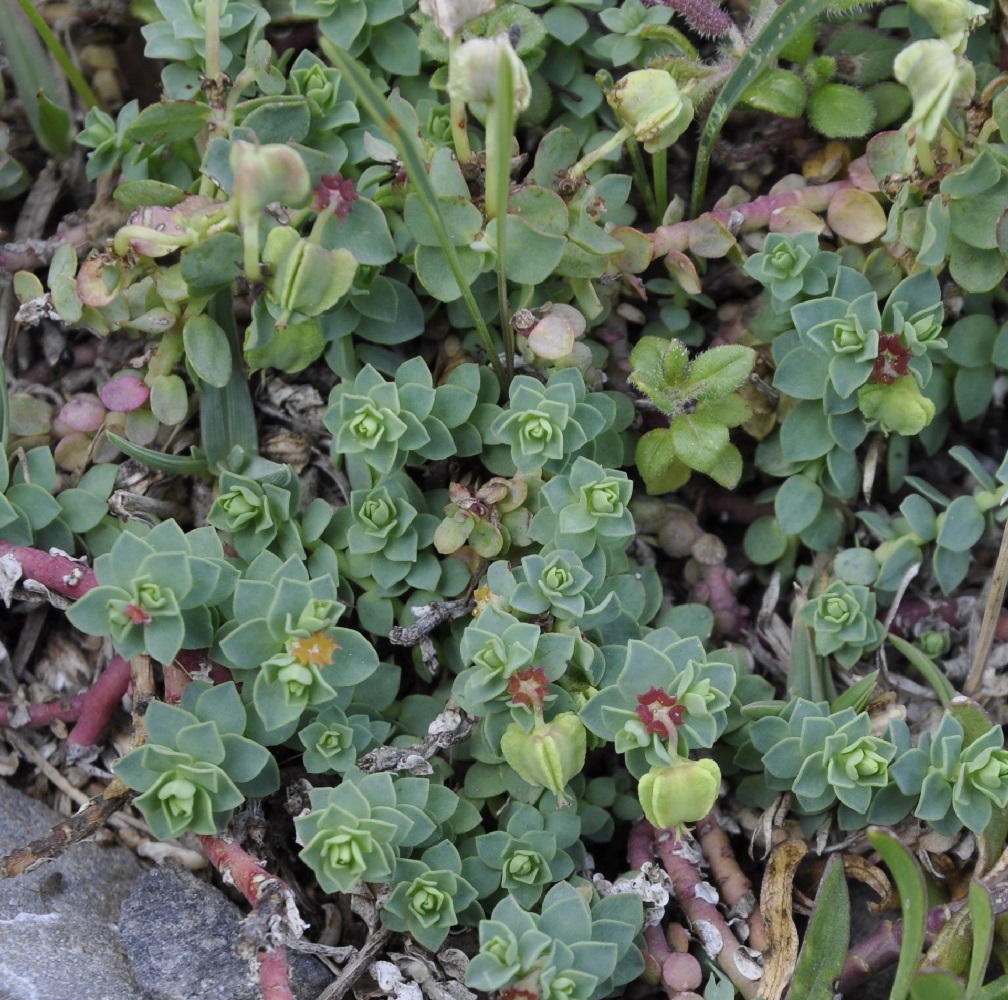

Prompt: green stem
xmin=653 ymin=149 xmax=668 ymax=221
xmin=915 ymin=133 xmax=936 ymax=177
xmin=10 ymin=0 xmax=100 ymax=109
xmin=448 ymin=35 xmax=473 ymax=164
xmin=486 ymin=55 xmax=516 ymax=381
xmin=569 ymin=126 xmax=633 ymax=180
xmin=203 ymin=0 xmax=222 ymax=85
xmin=625 ymin=137 xmax=658 ymax=225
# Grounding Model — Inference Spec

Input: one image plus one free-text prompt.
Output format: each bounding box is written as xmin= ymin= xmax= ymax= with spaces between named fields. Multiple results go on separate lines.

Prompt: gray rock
xmin=0 ymin=779 xmax=144 ymax=1000
xmin=0 ymin=780 xmax=332 ymax=1000
xmin=120 ymin=859 xmax=332 ymax=1000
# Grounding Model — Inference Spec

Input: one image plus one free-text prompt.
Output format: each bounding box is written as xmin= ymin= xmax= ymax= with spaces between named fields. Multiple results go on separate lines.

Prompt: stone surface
xmin=0 ymin=779 xmax=144 ymax=1000
xmin=0 ymin=780 xmax=332 ymax=1000
xmin=120 ymin=859 xmax=332 ymax=1000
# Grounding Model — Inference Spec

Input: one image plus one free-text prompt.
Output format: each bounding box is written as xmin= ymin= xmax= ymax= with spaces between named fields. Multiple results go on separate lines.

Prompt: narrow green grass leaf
xmin=198 ymin=289 xmax=258 ymax=472
xmin=887 ymin=633 xmax=956 ymax=705
xmin=867 ymin=828 xmax=928 ymax=1000
xmin=787 ymin=854 xmax=850 ymax=1000
xmin=690 ymin=0 xmax=884 ymax=215
xmin=106 ymin=432 xmax=209 ymax=476
xmin=966 ymin=880 xmax=994 ymax=1000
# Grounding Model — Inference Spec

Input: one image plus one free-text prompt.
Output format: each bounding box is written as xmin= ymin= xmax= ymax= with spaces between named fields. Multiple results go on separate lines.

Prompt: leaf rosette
xmin=68 ymin=521 xmax=238 ymax=665
xmin=797 ymin=580 xmax=886 ymax=668
xmin=115 ymin=682 xmax=279 ymax=839
xmin=581 ymin=629 xmax=737 ymax=777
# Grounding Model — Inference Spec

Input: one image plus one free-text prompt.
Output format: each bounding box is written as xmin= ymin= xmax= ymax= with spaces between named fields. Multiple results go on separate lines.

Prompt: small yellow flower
xmin=288 ymin=630 xmax=340 ymax=667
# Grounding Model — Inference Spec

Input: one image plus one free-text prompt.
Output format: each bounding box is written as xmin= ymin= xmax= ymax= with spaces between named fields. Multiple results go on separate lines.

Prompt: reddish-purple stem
xmin=651 ymin=178 xmax=856 ymax=258
xmin=66 ymin=654 xmax=132 ymax=748
xmin=840 ymin=879 xmax=1008 ymax=991
xmin=199 ymin=831 xmax=298 ymax=1000
xmin=0 ymin=694 xmax=84 ymax=728
xmin=0 ymin=542 xmax=97 ymax=598
xmin=650 ymin=822 xmax=762 ymax=999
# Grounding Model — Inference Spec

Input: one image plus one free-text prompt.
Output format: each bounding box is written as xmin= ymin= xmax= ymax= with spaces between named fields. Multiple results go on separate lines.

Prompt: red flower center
xmin=636 ymin=686 xmax=685 ymax=740
xmin=314 ymin=173 xmax=359 ymax=220
xmin=123 ymin=603 xmax=152 ymax=626
xmin=870 ymin=334 xmax=911 ymax=385
xmin=508 ymin=666 xmax=550 ymax=710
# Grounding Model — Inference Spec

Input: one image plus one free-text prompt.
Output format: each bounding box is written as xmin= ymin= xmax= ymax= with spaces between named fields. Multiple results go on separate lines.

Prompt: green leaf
xmin=149 ymin=374 xmax=189 ymax=426
xmin=635 ymin=428 xmax=692 ymax=495
xmin=741 ymin=67 xmax=807 ymax=118
xmin=686 ymin=345 xmax=756 ymax=399
xmin=788 ymin=854 xmax=850 ymax=1000
xmin=126 ymin=101 xmax=213 ymax=146
xmin=911 ymin=971 xmax=968 ymax=1000
xmin=775 ymin=475 xmax=823 ymax=535
xmin=183 ymin=314 xmax=232 ymax=388
xmin=669 ymin=413 xmax=729 ymax=474
xmin=36 ymin=91 xmax=72 ymax=157
xmin=966 ymin=880 xmax=994 ymax=1000
xmin=936 ymin=496 xmax=985 ymax=553
xmin=105 ymin=432 xmax=208 ymax=475
xmin=200 ymin=289 xmax=258 ymax=472
xmin=867 ymin=828 xmax=928 ymax=1000
xmin=114 ymin=180 xmax=187 ymax=213
xmin=807 ymin=83 xmax=876 ymax=139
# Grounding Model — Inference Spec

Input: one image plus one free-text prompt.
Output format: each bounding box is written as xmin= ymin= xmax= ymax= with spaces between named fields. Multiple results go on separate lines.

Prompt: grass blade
xmin=786 ymin=854 xmax=850 ymax=1000
xmin=867 ymin=827 xmax=928 ymax=1000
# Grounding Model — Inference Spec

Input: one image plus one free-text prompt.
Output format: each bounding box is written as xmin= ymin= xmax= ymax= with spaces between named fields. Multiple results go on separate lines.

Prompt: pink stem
xmin=652 ymin=823 xmax=762 ymax=1000
xmin=0 ymin=541 xmax=97 ymax=598
xmin=66 ymin=654 xmax=132 ymax=748
xmin=258 ymin=949 xmax=296 ymax=1000
xmin=0 ymin=694 xmax=84 ymax=728
xmin=199 ymin=831 xmax=298 ymax=1000
xmin=651 ymin=178 xmax=856 ymax=257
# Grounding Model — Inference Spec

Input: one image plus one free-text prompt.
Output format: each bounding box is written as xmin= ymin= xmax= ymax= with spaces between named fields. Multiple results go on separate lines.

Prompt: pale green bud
xmin=606 ymin=69 xmax=694 ymax=153
xmin=637 ymin=758 xmax=721 ymax=831
xmin=420 ymin=0 xmax=496 ymax=39
xmin=500 ymin=713 xmax=586 ymax=803
xmin=447 ymin=35 xmax=531 ymax=116
xmin=858 ymin=377 xmax=937 ymax=436
xmin=230 ymin=141 xmax=311 ymax=215
xmin=908 ymin=0 xmax=987 ymax=52
xmin=894 ymin=40 xmax=975 ymax=142
xmin=262 ymin=226 xmax=357 ymax=321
